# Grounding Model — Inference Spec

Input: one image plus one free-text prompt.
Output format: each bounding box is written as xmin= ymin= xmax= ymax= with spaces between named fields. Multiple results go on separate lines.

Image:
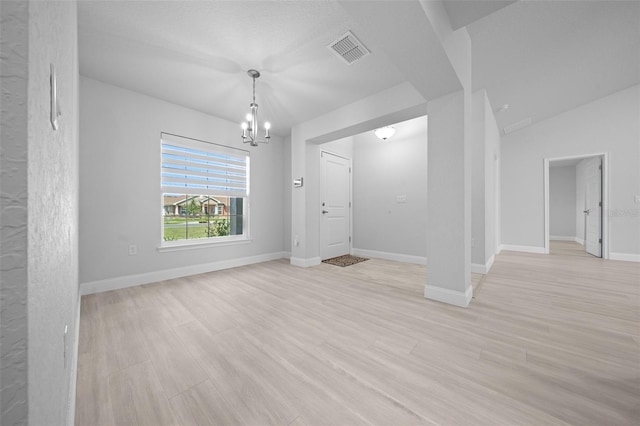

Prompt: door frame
xmin=319 ymin=150 xmax=353 ymax=259
xmin=543 ymin=152 xmax=609 ymax=258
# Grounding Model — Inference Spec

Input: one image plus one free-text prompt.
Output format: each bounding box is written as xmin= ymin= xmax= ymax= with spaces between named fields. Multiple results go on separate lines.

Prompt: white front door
xmin=320 ymin=151 xmax=351 ymax=260
xmin=584 ymin=157 xmax=602 ymax=257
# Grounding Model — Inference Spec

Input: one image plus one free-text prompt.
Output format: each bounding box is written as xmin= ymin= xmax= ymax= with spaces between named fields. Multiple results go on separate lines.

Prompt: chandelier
xmin=241 ymin=69 xmax=271 ymax=147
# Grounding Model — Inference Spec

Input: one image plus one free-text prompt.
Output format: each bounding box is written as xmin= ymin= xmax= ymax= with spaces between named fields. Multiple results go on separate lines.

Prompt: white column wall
xmin=425 ymin=91 xmax=472 ymax=307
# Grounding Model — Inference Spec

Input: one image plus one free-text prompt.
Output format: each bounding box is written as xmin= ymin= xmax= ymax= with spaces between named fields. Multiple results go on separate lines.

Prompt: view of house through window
xmin=161 ymin=133 xmax=249 ymax=244
xmin=162 ymin=195 xmax=244 ymax=240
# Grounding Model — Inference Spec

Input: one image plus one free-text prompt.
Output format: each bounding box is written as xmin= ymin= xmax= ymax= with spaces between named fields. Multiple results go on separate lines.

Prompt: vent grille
xmin=328 ymin=31 xmax=370 ymax=65
xmin=503 ymin=117 xmax=532 ymax=135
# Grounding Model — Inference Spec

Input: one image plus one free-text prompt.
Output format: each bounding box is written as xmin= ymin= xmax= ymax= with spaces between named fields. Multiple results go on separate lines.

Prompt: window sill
xmin=157 ymin=237 xmax=251 ymax=252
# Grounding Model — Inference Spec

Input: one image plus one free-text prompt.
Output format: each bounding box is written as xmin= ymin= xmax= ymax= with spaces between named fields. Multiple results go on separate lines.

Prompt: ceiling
xmin=78 ymin=1 xmax=640 ymax=138
xmin=468 ymin=0 xmax=640 ymax=133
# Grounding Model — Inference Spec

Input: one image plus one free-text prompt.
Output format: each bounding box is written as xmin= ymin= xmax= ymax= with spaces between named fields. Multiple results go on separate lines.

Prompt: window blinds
xmin=161 ymin=133 xmax=249 ymax=197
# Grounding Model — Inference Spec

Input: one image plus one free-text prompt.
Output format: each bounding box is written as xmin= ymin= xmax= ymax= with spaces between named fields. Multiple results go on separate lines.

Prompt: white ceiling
xmin=468 ymin=0 xmax=640 ymax=133
xmin=78 ymin=1 xmax=640 ymax=138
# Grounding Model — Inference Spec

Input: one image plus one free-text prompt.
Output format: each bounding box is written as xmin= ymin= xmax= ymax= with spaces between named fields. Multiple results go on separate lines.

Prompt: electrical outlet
xmin=128 ymin=244 xmax=137 ymax=255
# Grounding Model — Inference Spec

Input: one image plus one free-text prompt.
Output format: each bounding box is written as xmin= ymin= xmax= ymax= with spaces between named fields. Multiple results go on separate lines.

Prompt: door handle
xmin=322 ymin=210 xmax=329 ymax=214
xmin=583 ymin=209 xmax=590 ymax=215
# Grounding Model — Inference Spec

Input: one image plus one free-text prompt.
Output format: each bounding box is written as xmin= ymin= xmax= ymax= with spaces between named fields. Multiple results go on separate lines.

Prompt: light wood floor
xmin=76 ymin=243 xmax=640 ymax=425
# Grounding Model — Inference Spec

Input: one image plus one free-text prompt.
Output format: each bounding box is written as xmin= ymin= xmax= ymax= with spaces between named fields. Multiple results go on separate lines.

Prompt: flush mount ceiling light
xmin=241 ymin=69 xmax=271 ymax=147
xmin=374 ymin=126 xmax=395 ymax=141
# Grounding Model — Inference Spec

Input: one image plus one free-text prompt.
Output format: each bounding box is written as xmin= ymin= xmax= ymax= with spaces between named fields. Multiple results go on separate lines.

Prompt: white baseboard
xmin=471 ymin=254 xmax=495 ymax=275
xmin=424 ymin=283 xmax=473 ymax=308
xmin=575 ymin=238 xmax=585 ymax=245
xmin=499 ymin=244 xmax=545 ymax=254
xmin=67 ymin=297 xmax=81 ymax=426
xmin=609 ymin=252 xmax=640 ymax=262
xmin=351 ymin=248 xmax=427 ymax=265
xmin=80 ymin=251 xmax=288 ymax=295
xmin=290 ymin=256 xmax=321 ymax=268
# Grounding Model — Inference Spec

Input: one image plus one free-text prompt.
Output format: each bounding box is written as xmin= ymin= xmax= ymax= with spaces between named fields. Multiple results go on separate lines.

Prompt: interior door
xmin=320 ymin=151 xmax=351 ymax=260
xmin=584 ymin=157 xmax=602 ymax=257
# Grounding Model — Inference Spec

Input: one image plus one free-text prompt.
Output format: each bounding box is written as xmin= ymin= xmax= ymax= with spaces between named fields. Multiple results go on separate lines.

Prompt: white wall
xmin=352 ymin=116 xmax=428 ymax=260
xmin=79 ymin=77 xmax=285 ymax=288
xmin=1 ymin=1 xmax=80 ymax=424
xmin=549 ymin=166 xmax=577 ymax=238
xmin=290 ymin=82 xmax=428 ymax=266
xmin=283 ymin=134 xmax=292 ymax=253
xmin=471 ymin=90 xmax=500 ymax=271
xmin=502 ymin=85 xmax=640 ymax=257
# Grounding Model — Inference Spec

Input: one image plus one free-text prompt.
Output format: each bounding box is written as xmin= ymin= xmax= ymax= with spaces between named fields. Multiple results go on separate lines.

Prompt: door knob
xmin=583 ymin=209 xmax=590 ymax=214
xmin=322 ymin=210 xmax=329 ymax=214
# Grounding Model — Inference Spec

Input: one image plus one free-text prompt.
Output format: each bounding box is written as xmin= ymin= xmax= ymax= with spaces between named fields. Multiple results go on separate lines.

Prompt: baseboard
xmin=67 ymin=297 xmax=81 ymax=426
xmin=499 ymin=244 xmax=545 ymax=254
xmin=609 ymin=252 xmax=640 ymax=262
xmin=471 ymin=254 xmax=495 ymax=275
xmin=575 ymin=238 xmax=585 ymax=245
xmin=424 ymin=283 xmax=473 ymax=307
xmin=351 ymin=248 xmax=427 ymax=265
xmin=80 ymin=251 xmax=288 ymax=295
xmin=290 ymin=256 xmax=321 ymax=267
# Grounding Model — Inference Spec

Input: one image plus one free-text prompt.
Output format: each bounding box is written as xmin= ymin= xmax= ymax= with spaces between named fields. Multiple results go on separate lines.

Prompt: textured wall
xmin=27 ymin=1 xmax=79 ymax=425
xmin=1 ymin=1 xmax=30 ymax=424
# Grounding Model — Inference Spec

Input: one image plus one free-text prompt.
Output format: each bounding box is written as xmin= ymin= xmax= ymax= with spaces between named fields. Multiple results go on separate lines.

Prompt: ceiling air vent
xmin=503 ymin=117 xmax=532 ymax=135
xmin=328 ymin=31 xmax=370 ymax=65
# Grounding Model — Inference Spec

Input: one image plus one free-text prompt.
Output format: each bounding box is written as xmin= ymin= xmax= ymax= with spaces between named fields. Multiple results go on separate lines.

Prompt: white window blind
xmin=161 ymin=133 xmax=249 ymax=197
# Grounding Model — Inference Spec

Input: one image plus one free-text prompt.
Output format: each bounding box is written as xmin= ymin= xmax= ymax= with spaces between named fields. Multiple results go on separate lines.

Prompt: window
xmin=161 ymin=133 xmax=249 ymax=245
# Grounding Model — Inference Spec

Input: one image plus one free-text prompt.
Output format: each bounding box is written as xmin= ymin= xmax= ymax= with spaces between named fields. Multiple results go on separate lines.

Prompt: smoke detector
xmin=328 ymin=31 xmax=370 ymax=65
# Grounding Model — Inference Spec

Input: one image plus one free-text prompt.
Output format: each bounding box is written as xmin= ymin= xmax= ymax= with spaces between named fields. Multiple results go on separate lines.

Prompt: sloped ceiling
xmin=78 ymin=1 xmax=640 ymax=137
xmin=468 ymin=0 xmax=640 ymax=133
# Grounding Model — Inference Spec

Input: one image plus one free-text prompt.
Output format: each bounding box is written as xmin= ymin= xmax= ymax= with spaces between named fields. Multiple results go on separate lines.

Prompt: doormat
xmin=322 ymin=255 xmax=369 ymax=267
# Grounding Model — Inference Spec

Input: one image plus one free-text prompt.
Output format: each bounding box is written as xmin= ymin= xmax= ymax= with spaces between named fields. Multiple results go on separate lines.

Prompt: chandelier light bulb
xmin=241 ymin=122 xmax=248 ymax=130
xmin=246 ymin=114 xmax=252 ymax=122
xmin=264 ymin=122 xmax=271 ymax=130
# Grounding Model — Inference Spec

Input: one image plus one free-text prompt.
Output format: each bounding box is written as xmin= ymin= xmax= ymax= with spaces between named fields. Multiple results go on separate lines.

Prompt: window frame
xmin=159 ymin=133 xmax=250 ymax=250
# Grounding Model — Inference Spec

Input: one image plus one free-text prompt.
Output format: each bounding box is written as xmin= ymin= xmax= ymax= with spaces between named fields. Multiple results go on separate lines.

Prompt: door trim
xmin=543 ymin=152 xmax=609 ymax=259
xmin=319 ymin=150 xmax=353 ymax=259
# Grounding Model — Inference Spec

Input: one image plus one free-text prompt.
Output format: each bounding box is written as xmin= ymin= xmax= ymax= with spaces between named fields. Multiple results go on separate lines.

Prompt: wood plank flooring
xmin=76 ymin=243 xmax=640 ymax=425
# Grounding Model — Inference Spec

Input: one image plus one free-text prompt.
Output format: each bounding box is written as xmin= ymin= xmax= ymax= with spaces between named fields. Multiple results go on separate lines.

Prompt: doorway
xmin=544 ymin=153 xmax=608 ymax=259
xmin=320 ymin=151 xmax=352 ymax=260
